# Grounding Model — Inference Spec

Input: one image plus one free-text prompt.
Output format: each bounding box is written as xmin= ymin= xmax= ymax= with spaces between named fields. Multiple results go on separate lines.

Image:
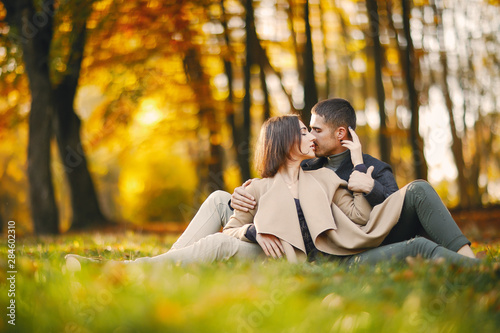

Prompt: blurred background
xmin=0 ymin=0 xmax=499 ymax=235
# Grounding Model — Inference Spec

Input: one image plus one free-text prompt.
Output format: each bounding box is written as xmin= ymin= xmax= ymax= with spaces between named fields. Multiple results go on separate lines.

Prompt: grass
xmin=1 ymin=232 xmax=499 ymax=333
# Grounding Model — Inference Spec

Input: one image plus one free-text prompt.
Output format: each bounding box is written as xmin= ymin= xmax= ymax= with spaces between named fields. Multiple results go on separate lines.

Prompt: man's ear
xmin=336 ymin=127 xmax=348 ymax=140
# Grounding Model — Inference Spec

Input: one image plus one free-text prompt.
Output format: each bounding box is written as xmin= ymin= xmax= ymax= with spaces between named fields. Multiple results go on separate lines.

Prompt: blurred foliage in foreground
xmin=0 ymin=233 xmax=499 ymax=332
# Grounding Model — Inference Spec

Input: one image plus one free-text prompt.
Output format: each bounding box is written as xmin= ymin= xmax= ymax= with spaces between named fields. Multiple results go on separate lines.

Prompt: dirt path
xmin=451 ymin=206 xmax=500 ymax=242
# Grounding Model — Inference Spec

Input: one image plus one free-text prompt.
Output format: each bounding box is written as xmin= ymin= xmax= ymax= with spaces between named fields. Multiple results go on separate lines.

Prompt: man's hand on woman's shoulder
xmin=231 ymin=179 xmax=257 ymax=212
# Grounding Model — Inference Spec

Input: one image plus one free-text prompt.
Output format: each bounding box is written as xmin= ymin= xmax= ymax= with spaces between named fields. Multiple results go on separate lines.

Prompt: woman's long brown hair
xmin=254 ymin=115 xmax=302 ymax=178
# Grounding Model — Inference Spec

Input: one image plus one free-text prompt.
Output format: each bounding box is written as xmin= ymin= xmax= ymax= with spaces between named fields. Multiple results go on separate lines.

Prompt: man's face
xmin=309 ymin=114 xmax=346 ymax=157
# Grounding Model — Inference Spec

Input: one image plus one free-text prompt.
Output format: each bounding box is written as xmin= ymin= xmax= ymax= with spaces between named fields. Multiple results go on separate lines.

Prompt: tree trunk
xmin=366 ymin=0 xmax=391 ymax=164
xmin=244 ymin=0 xmax=294 ymax=111
xmin=15 ymin=0 xmax=60 ymax=234
xmin=460 ymin=6 xmax=486 ymax=209
xmin=3 ymin=0 xmax=109 ymax=233
xmin=240 ymin=0 xmax=255 ymax=181
xmin=334 ymin=7 xmax=352 ymax=101
xmin=319 ymin=0 xmax=331 ymax=98
xmin=302 ymin=0 xmax=317 ymax=126
xmin=441 ymin=59 xmax=469 ymax=206
xmin=183 ymin=48 xmax=225 ymax=193
xmin=402 ymin=0 xmax=428 ymax=180
xmin=469 ymin=118 xmax=483 ymax=208
xmin=221 ymin=0 xmax=245 ymax=184
xmin=259 ymin=65 xmax=270 ymax=121
xmin=53 ymin=13 xmax=108 ymax=230
xmin=431 ymin=3 xmax=469 ymax=207
xmin=286 ymin=0 xmax=303 ymax=89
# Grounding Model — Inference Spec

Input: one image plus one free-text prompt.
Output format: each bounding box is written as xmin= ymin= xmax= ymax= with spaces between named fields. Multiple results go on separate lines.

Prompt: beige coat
xmin=223 ymin=168 xmax=408 ymax=262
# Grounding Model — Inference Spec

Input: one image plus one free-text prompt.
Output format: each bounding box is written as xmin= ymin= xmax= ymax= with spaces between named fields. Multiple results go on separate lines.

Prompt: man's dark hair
xmin=311 ymin=98 xmax=356 ymax=130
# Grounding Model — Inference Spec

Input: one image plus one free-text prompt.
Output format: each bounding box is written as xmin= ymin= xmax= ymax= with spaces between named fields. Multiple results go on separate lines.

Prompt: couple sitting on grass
xmin=67 ymin=98 xmax=479 ymax=269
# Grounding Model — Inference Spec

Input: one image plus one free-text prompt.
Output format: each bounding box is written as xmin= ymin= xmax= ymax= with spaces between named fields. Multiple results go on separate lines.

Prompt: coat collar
xmin=254 ymin=168 xmax=340 ymax=255
xmin=298 ymin=169 xmax=339 ymax=242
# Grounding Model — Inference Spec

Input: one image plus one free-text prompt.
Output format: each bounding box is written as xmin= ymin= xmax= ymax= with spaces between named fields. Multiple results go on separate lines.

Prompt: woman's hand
xmin=256 ymin=233 xmax=284 ymax=258
xmin=341 ymin=127 xmax=363 ymax=166
xmin=348 ymin=165 xmax=375 ymax=194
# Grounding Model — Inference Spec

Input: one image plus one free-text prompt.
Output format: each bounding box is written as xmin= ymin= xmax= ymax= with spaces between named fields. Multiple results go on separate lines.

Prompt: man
xmin=169 ymin=98 xmax=399 ymax=260
xmin=306 ymin=98 xmax=399 ymax=204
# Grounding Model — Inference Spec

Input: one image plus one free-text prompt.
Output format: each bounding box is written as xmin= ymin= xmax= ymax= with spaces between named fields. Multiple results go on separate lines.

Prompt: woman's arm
xmin=222 ymin=185 xmax=258 ymax=241
xmin=222 ymin=207 xmax=256 ymax=242
xmin=222 ymin=183 xmax=285 ymax=258
xmin=333 ymin=182 xmax=372 ymax=226
xmin=342 ymin=127 xmax=393 ymax=205
xmin=341 ymin=126 xmax=364 ymax=167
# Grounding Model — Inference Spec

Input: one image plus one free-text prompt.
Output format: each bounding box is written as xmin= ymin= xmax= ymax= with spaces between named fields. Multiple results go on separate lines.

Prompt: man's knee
xmin=407 ymin=236 xmax=438 ymax=255
xmin=407 ymin=180 xmax=432 ymax=195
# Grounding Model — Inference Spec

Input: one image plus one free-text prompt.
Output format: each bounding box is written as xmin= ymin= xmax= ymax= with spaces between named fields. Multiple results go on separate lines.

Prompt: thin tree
xmin=183 ymin=48 xmax=225 ymax=194
xmin=334 ymin=6 xmax=352 ymax=101
xmin=220 ymin=0 xmax=245 ymax=180
xmin=286 ymin=0 xmax=303 ymax=91
xmin=402 ymin=0 xmax=428 ymax=180
xmin=302 ymin=0 xmax=318 ymax=126
xmin=366 ymin=0 xmax=391 ymax=164
xmin=431 ymin=1 xmax=469 ymax=207
xmin=319 ymin=0 xmax=331 ymax=98
xmin=260 ymin=66 xmax=271 ymax=121
xmin=241 ymin=0 xmax=255 ymax=181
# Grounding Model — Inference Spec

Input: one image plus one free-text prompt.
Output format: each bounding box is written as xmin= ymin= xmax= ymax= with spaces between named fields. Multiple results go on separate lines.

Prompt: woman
xmin=222 ymin=115 xmax=478 ymax=266
xmin=67 ymin=115 xmax=478 ymax=268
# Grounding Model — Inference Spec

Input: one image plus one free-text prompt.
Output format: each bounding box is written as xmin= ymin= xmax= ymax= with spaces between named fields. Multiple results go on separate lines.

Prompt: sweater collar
xmin=325 ymin=150 xmax=350 ymax=171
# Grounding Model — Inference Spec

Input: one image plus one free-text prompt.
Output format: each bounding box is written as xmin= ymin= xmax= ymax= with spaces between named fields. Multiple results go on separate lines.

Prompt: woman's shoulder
xmin=245 ymin=177 xmax=270 ymax=196
xmin=304 ymin=167 xmax=346 ymax=187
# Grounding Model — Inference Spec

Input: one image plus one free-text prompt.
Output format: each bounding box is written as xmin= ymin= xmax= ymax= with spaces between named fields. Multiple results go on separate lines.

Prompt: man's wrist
xmin=353 ymin=164 xmax=367 ymax=173
xmin=244 ymin=225 xmax=257 ymax=243
xmin=364 ymin=179 xmax=375 ymax=193
xmin=363 ymin=180 xmax=383 ymax=206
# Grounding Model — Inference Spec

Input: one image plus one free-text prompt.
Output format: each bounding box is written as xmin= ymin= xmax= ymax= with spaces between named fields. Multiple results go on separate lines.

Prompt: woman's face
xmin=290 ymin=120 xmax=316 ymax=161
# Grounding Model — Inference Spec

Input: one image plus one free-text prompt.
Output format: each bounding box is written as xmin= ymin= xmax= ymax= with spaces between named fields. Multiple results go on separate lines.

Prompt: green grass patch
xmin=1 ymin=232 xmax=499 ymax=332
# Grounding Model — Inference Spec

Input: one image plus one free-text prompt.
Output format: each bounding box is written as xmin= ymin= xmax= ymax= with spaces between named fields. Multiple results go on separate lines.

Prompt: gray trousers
xmin=343 ymin=236 xmax=479 ymax=267
xmin=343 ymin=181 xmax=479 ymax=267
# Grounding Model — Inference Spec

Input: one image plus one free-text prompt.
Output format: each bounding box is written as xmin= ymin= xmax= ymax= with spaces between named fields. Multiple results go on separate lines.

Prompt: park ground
xmin=1 ymin=208 xmax=500 ymax=332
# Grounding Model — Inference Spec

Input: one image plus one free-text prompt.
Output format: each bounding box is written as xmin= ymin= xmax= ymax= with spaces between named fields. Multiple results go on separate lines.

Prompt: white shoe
xmin=65 ymin=254 xmax=102 ymax=272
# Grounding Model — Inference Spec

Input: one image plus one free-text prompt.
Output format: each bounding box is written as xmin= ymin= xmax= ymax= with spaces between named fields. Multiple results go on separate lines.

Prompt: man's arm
xmin=223 ymin=183 xmax=258 ymax=241
xmin=229 ymin=180 xmax=257 ymax=212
